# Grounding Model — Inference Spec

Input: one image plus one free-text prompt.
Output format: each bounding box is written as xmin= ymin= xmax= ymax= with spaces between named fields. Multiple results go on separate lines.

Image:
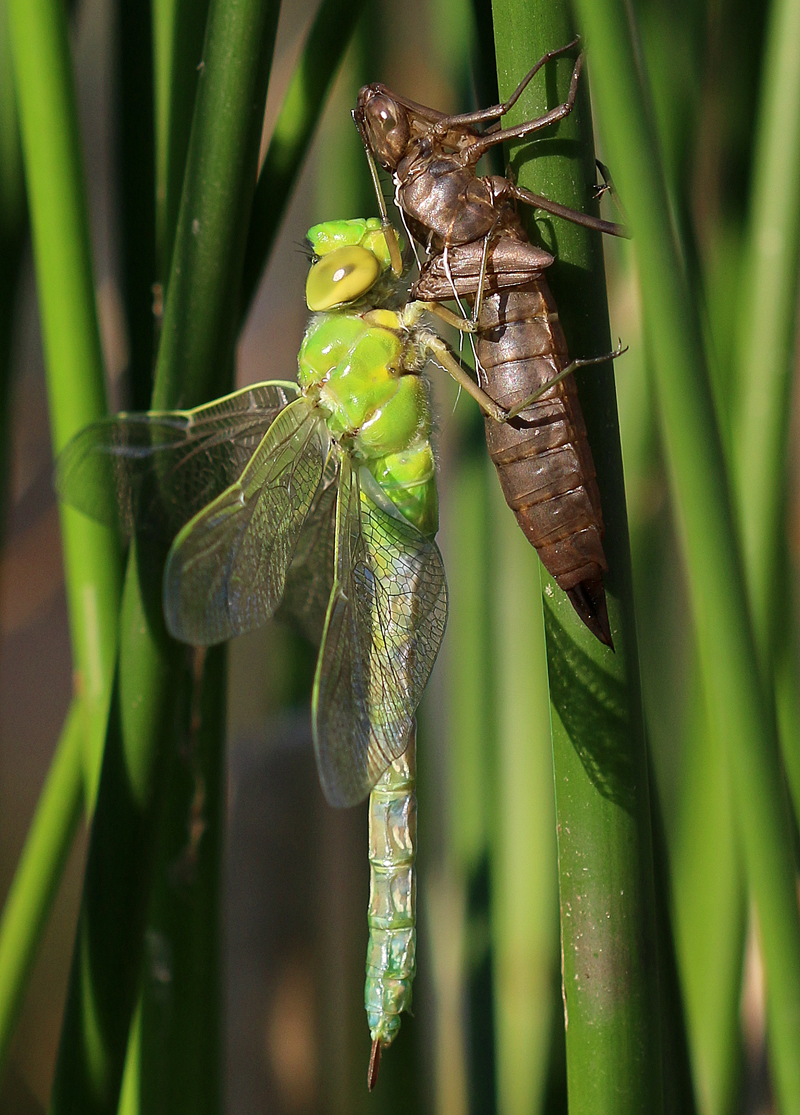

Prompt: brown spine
xmin=475 ymin=281 xmax=613 ymax=646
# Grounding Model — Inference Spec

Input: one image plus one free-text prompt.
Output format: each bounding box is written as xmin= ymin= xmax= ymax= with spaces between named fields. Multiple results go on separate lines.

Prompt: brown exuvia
xmin=354 ymin=41 xmax=627 ymax=647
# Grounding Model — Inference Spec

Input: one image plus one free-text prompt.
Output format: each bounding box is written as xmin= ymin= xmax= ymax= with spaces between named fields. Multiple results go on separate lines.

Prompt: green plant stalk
xmin=0 ymin=0 xmax=26 ymax=543
xmin=648 ymin=765 xmax=699 ymax=1115
xmin=490 ymin=2 xmax=663 ymax=1110
xmin=672 ymin=677 xmax=744 ymax=1115
xmin=730 ymin=0 xmax=800 ymax=836
xmin=571 ymin=0 xmax=800 ymax=1109
xmin=489 ymin=481 xmax=558 ymax=1115
xmin=733 ymin=0 xmax=800 ymax=665
xmin=49 ymin=1 xmax=280 ymax=1109
xmin=7 ymin=0 xmax=121 ymax=810
xmin=50 ymin=559 xmax=182 ymax=1115
xmin=154 ymin=0 xmax=279 ymax=407
xmin=2 ymin=0 xmax=119 ymax=1081
xmin=134 ymin=648 xmax=226 ymax=1115
xmin=432 ymin=439 xmax=494 ymax=1113
xmin=0 ymin=702 xmax=84 ymax=1074
xmin=446 ymin=445 xmax=493 ymax=876
xmin=239 ymin=0 xmax=368 ymax=318
xmin=117 ymin=0 xmax=156 ymax=411
xmin=151 ymin=0 xmax=211 ymax=290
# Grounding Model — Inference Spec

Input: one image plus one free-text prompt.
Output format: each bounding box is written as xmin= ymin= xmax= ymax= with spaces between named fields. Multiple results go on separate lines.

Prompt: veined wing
xmin=278 ymin=454 xmax=338 ymax=646
xmin=55 ymin=381 xmax=299 ymax=540
xmin=312 ymin=457 xmax=448 ymax=807
xmin=164 ymin=396 xmax=330 ymax=646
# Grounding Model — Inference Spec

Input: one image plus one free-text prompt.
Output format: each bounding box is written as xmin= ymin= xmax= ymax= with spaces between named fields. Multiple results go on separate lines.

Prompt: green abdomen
xmin=298 ymin=312 xmax=438 ymax=535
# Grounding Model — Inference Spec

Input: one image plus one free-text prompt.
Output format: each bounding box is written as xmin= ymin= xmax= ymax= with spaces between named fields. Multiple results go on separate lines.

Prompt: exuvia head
xmin=354 ymin=85 xmax=410 ymax=172
xmin=305 ymin=218 xmax=393 ymax=312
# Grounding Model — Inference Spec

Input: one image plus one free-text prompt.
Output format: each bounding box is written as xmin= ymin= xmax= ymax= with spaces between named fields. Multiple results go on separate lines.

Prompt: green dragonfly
xmin=56 ymin=217 xmax=447 ymax=1076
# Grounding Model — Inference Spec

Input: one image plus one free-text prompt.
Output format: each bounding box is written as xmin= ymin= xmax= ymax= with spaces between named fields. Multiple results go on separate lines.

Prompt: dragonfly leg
xmin=430 ymin=38 xmax=580 ymax=130
xmin=504 ymin=342 xmax=628 ymax=419
xmin=419 ymin=330 xmax=508 ymax=422
xmin=409 ymin=301 xmax=479 ymax=333
xmin=422 ymin=330 xmax=626 ymax=424
xmin=507 ymin=182 xmax=630 ymax=238
xmin=464 ymin=53 xmax=583 ymax=163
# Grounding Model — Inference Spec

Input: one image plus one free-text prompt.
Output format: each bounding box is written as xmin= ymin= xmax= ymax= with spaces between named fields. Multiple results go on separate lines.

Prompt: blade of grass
xmin=435 ymin=433 xmax=495 ymax=1115
xmin=624 ymin=15 xmax=751 ymax=1110
xmin=134 ymin=648 xmax=226 ymax=1115
xmin=153 ymin=0 xmax=279 ymax=408
xmin=571 ymin=0 xmax=800 ymax=1108
xmin=0 ymin=702 xmax=84 ymax=1074
xmin=3 ymin=0 xmax=121 ymax=1082
xmin=7 ymin=0 xmax=121 ymax=810
xmin=0 ymin=0 xmax=26 ymax=542
xmin=117 ymin=0 xmax=156 ymax=410
xmin=731 ymin=0 xmax=800 ymax=802
xmin=672 ymin=676 xmax=744 ymax=1115
xmin=49 ymin=1 xmax=281 ymax=1109
xmin=490 ymin=2 xmax=664 ymax=1110
xmin=489 ymin=480 xmax=558 ymax=1115
xmin=152 ymin=0 xmax=211 ymax=291
xmin=239 ymin=0 xmax=368 ymax=319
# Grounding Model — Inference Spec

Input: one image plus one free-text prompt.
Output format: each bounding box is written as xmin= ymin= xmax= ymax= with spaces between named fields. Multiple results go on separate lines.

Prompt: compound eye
xmin=365 ymin=94 xmax=410 ymax=169
xmin=305 ymin=246 xmax=381 ymax=311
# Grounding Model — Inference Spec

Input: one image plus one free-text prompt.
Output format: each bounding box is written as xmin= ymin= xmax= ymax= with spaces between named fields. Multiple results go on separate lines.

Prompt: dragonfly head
xmin=354 ymin=85 xmax=410 ymax=172
xmin=305 ymin=218 xmax=395 ymax=312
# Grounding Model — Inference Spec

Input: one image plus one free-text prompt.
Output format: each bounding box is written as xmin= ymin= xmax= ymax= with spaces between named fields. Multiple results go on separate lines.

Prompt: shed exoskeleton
xmin=354 ymin=41 xmax=627 ymax=646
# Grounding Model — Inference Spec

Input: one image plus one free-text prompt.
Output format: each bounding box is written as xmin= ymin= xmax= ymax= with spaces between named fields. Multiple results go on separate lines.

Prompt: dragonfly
xmin=355 ymin=40 xmax=628 ymax=646
xmin=55 ymin=217 xmax=449 ymax=1081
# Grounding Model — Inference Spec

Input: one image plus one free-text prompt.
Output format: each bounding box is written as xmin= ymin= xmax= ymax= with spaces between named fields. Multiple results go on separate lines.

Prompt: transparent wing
xmin=278 ymin=454 xmax=339 ymax=646
xmin=312 ymin=458 xmax=448 ymax=807
xmin=163 ymin=396 xmax=330 ymax=645
xmin=54 ymin=381 xmax=299 ymax=541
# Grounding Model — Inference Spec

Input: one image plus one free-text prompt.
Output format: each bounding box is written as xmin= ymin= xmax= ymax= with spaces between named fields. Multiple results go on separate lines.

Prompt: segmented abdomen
xmin=365 ymin=728 xmax=416 ymax=1047
xmin=476 ymin=281 xmax=611 ymax=644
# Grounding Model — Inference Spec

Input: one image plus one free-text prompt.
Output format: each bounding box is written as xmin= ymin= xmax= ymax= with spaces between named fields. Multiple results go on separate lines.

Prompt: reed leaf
xmin=490 ymin=1 xmax=664 ymax=1109
xmin=2 ymin=0 xmax=121 ymax=1084
xmin=571 ymin=0 xmax=800 ymax=1109
xmin=240 ymin=0 xmax=369 ymax=318
xmin=49 ymin=1 xmax=280 ymax=1109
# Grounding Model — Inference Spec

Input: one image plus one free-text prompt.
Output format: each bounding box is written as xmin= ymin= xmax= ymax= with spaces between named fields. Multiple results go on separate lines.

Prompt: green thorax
xmin=298 ymin=219 xmax=437 ymax=536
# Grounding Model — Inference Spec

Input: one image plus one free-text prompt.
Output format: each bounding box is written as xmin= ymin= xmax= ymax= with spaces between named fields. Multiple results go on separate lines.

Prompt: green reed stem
xmin=49 ymin=1 xmax=280 ymax=1110
xmin=571 ymin=1 xmax=800 ymax=1110
xmin=672 ymin=676 xmax=744 ymax=1115
xmin=3 ymin=0 xmax=120 ymax=1083
xmin=732 ymin=0 xmax=800 ymax=665
xmin=239 ymin=0 xmax=368 ymax=318
xmin=0 ymin=702 xmax=84 ymax=1074
xmin=7 ymin=0 xmax=121 ymax=809
xmin=0 ymin=0 xmax=25 ymax=543
xmin=133 ymin=648 xmax=227 ymax=1115
xmin=151 ymin=0 xmax=211 ymax=291
xmin=489 ymin=482 xmax=558 ymax=1115
xmin=117 ymin=0 xmax=156 ymax=411
xmin=731 ymin=0 xmax=800 ymax=837
xmin=490 ymin=2 xmax=663 ymax=1110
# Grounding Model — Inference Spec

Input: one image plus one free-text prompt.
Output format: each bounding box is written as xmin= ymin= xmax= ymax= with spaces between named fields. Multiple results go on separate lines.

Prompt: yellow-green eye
xmin=306 ymin=246 xmax=381 ymax=311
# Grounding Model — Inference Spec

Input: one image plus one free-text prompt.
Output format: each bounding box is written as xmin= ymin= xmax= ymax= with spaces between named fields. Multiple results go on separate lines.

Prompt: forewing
xmin=278 ymin=456 xmax=338 ymax=646
xmin=163 ymin=397 xmax=330 ymax=645
xmin=312 ymin=460 xmax=448 ymax=807
xmin=54 ymin=381 xmax=299 ymax=540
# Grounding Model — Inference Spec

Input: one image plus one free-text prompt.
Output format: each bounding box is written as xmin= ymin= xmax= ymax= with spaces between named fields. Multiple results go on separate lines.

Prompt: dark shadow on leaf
xmin=544 ymin=598 xmax=635 ymax=812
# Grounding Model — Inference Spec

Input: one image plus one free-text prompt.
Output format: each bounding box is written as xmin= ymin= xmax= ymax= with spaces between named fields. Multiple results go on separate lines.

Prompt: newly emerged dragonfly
xmin=355 ymin=40 xmax=627 ymax=646
xmin=56 ymin=218 xmax=450 ymax=1077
